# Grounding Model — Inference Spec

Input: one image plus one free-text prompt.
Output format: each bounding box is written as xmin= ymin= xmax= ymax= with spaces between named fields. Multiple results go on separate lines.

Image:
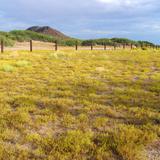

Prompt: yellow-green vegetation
xmin=0 ymin=49 xmax=159 ymax=160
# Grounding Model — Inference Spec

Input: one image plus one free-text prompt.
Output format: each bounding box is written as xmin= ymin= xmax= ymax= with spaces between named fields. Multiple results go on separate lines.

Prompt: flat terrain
xmin=0 ymin=49 xmax=159 ymax=160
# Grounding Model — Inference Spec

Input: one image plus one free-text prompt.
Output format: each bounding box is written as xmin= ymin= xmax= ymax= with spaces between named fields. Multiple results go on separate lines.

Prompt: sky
xmin=0 ymin=0 xmax=160 ymax=43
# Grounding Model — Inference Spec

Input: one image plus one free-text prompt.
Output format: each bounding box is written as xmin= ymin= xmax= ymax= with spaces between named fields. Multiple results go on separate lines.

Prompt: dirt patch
xmin=145 ymin=141 xmax=160 ymax=160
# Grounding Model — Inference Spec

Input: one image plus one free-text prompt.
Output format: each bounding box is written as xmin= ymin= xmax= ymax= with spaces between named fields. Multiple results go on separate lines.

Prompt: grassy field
xmin=0 ymin=49 xmax=159 ymax=160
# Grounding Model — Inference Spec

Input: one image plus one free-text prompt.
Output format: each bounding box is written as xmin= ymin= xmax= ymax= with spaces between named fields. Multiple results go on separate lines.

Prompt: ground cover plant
xmin=0 ymin=49 xmax=159 ymax=160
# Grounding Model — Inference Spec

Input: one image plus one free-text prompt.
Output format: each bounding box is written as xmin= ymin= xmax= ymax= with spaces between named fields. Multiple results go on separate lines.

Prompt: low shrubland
xmin=0 ymin=49 xmax=159 ymax=159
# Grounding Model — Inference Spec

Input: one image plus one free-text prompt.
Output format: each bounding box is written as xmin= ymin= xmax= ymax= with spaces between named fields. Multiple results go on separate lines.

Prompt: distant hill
xmin=0 ymin=30 xmax=80 ymax=46
xmin=27 ymin=26 xmax=70 ymax=39
xmin=0 ymin=26 xmax=156 ymax=47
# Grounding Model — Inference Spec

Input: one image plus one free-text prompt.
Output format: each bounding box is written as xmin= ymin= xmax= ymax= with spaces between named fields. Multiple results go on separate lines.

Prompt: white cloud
xmin=80 ymin=29 xmax=131 ymax=35
xmin=97 ymin=0 xmax=144 ymax=5
xmin=0 ymin=16 xmax=31 ymax=31
xmin=97 ymin=0 xmax=156 ymax=8
xmin=138 ymin=22 xmax=160 ymax=32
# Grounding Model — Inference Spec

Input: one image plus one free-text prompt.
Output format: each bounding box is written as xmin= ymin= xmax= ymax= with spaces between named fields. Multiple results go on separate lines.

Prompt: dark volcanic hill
xmin=27 ymin=26 xmax=70 ymax=39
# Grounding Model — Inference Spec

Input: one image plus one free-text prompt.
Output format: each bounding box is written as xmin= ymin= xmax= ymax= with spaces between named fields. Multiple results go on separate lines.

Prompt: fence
xmin=0 ymin=40 xmax=159 ymax=53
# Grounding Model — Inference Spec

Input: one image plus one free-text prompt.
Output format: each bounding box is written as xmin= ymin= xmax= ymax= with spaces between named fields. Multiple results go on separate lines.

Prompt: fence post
xmin=75 ymin=41 xmax=78 ymax=50
xmin=91 ymin=43 xmax=93 ymax=50
xmin=55 ymin=40 xmax=58 ymax=51
xmin=1 ymin=40 xmax=4 ymax=53
xmin=141 ymin=44 xmax=143 ymax=49
xmin=131 ymin=44 xmax=133 ymax=49
xmin=123 ymin=43 xmax=125 ymax=49
xmin=104 ymin=43 xmax=106 ymax=50
xmin=30 ymin=40 xmax=32 ymax=52
xmin=114 ymin=43 xmax=116 ymax=50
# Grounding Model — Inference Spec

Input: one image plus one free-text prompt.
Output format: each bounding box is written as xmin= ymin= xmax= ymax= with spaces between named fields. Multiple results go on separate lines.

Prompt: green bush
xmin=15 ymin=60 xmax=31 ymax=67
xmin=81 ymin=38 xmax=154 ymax=47
xmin=10 ymin=30 xmax=55 ymax=42
xmin=0 ymin=35 xmax=15 ymax=46
xmin=0 ymin=64 xmax=15 ymax=72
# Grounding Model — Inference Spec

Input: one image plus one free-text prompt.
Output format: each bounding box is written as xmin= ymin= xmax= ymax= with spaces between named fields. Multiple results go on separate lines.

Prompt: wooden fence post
xmin=91 ymin=43 xmax=93 ymax=50
xmin=30 ymin=40 xmax=32 ymax=52
xmin=75 ymin=41 xmax=78 ymax=50
xmin=1 ymin=40 xmax=4 ymax=53
xmin=114 ymin=43 xmax=116 ymax=50
xmin=123 ymin=43 xmax=125 ymax=49
xmin=141 ymin=44 xmax=143 ymax=49
xmin=55 ymin=40 xmax=58 ymax=51
xmin=104 ymin=43 xmax=106 ymax=50
xmin=131 ymin=44 xmax=133 ymax=49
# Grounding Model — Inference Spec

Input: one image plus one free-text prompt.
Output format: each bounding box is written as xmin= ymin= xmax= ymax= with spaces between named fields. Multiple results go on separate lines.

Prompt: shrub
xmin=10 ymin=30 xmax=55 ymax=42
xmin=93 ymin=117 xmax=108 ymax=129
xmin=0 ymin=64 xmax=14 ymax=72
xmin=110 ymin=125 xmax=157 ymax=160
xmin=61 ymin=113 xmax=76 ymax=127
xmin=0 ymin=34 xmax=15 ymax=46
xmin=36 ymin=98 xmax=75 ymax=114
xmin=50 ymin=130 xmax=93 ymax=159
xmin=16 ymin=60 xmax=31 ymax=67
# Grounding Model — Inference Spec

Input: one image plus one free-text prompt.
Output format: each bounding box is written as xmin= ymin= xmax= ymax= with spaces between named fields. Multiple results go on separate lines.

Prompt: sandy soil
xmin=145 ymin=141 xmax=160 ymax=160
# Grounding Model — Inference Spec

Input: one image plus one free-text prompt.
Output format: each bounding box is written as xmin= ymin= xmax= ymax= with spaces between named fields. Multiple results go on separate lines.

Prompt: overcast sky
xmin=0 ymin=0 xmax=160 ymax=43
